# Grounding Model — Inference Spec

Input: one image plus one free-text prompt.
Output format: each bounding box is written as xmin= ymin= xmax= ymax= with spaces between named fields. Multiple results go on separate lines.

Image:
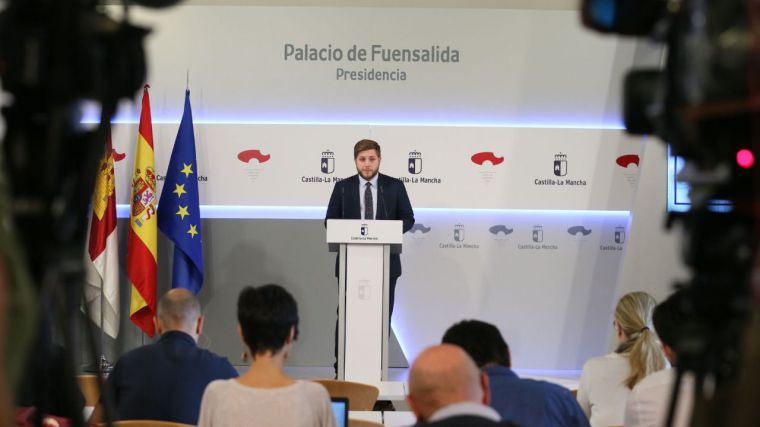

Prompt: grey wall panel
xmin=198 ymin=218 xmax=337 ymax=367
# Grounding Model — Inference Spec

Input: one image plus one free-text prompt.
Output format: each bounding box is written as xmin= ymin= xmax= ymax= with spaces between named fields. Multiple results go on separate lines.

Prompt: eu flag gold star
xmin=187 ymin=224 xmax=198 ymax=238
xmin=173 ymin=183 xmax=186 ymax=198
xmin=176 ymin=205 xmax=189 ymax=220
xmin=181 ymin=163 xmax=194 ymax=178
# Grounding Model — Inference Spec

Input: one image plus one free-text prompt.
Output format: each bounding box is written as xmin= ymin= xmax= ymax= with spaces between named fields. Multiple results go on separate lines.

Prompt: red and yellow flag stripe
xmin=127 ymin=86 xmax=158 ymax=337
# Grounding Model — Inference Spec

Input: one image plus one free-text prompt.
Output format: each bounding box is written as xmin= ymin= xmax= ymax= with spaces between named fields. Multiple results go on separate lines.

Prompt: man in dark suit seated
xmin=90 ymin=289 xmax=237 ymax=425
xmin=406 ymin=344 xmax=519 ymax=427
xmin=443 ymin=320 xmax=590 ymax=427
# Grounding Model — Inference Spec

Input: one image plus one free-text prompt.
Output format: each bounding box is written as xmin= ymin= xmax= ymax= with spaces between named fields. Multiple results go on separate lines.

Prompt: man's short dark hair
xmin=354 ymin=139 xmax=381 ymax=159
xmin=442 ymin=320 xmax=511 ymax=368
xmin=237 ymin=284 xmax=300 ymax=356
xmin=653 ymin=289 xmax=687 ymax=349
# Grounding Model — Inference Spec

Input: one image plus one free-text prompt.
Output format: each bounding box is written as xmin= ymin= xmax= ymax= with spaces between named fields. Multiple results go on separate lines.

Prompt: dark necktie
xmin=364 ymin=182 xmax=373 ymax=220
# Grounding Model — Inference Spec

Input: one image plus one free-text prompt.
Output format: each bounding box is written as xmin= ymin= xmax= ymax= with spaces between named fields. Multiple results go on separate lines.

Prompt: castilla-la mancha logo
xmin=554 ymin=153 xmax=567 ymax=177
xmin=532 ymin=225 xmax=543 ymax=243
xmin=408 ymin=150 xmax=422 ymax=175
xmin=470 ymin=151 xmax=504 ymax=183
xmin=360 ymin=223 xmax=369 ymax=236
xmin=567 ymin=225 xmax=593 ymax=242
xmin=489 ymin=225 xmax=514 ymax=242
xmin=454 ymin=224 xmax=465 ymax=242
xmin=321 ymin=150 xmax=335 ymax=174
xmin=409 ymin=223 xmax=431 ymax=245
xmin=238 ymin=149 xmax=271 ymax=182
xmin=614 ymin=226 xmax=626 ymax=244
xmin=616 ymin=154 xmax=640 ymax=187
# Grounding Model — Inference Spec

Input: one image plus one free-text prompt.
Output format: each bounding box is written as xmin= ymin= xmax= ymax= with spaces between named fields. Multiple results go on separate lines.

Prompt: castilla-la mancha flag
xmin=83 ymin=130 xmax=120 ymax=338
xmin=127 ymin=85 xmax=158 ymax=337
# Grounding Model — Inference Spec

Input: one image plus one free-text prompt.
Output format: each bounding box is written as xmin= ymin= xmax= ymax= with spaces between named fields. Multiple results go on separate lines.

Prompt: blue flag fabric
xmin=158 ymin=90 xmax=203 ymax=294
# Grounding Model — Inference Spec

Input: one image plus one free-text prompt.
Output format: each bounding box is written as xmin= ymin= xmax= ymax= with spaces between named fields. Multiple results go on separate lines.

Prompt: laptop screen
xmin=331 ymin=397 xmax=348 ymax=427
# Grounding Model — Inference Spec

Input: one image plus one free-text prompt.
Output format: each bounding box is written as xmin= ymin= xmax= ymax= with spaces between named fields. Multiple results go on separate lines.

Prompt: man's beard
xmin=357 ymin=168 xmax=378 ymax=180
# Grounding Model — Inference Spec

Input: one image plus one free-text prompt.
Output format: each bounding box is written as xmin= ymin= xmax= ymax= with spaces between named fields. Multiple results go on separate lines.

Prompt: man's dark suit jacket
xmin=102 ymin=331 xmax=237 ymax=425
xmin=417 ymin=415 xmax=520 ymax=426
xmin=325 ymin=173 xmax=415 ymax=278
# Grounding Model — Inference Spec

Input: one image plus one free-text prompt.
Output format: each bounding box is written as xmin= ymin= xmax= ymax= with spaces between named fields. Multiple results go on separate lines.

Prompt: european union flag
xmin=158 ymin=90 xmax=203 ymax=294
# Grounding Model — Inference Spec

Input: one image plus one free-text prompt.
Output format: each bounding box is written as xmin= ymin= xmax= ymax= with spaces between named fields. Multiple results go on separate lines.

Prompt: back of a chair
xmin=98 ymin=421 xmax=194 ymax=427
xmin=77 ymin=374 xmax=102 ymax=406
xmin=349 ymin=419 xmax=383 ymax=427
xmin=312 ymin=379 xmax=379 ymax=411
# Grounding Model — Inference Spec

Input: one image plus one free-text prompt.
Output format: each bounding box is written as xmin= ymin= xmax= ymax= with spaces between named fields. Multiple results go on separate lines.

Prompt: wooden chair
xmin=312 ymin=379 xmax=380 ymax=411
xmin=570 ymin=388 xmax=578 ymax=397
xmin=77 ymin=374 xmax=102 ymax=406
xmin=349 ymin=419 xmax=383 ymax=427
xmin=97 ymin=421 xmax=194 ymax=427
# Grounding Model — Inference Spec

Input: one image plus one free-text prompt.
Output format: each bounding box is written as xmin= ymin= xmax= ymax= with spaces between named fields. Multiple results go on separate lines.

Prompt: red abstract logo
xmin=471 ymin=152 xmax=504 ymax=166
xmin=112 ymin=149 xmax=126 ymax=162
xmin=616 ymin=154 xmax=640 ymax=168
xmin=238 ymin=150 xmax=271 ymax=164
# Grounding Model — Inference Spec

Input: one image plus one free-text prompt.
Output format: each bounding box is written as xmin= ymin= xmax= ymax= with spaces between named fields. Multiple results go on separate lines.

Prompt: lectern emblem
xmin=321 ymin=150 xmax=335 ymax=174
xmin=408 ymin=150 xmax=422 ymax=175
xmin=454 ymin=224 xmax=465 ymax=242
xmin=615 ymin=226 xmax=626 ymax=244
xmin=554 ymin=152 xmax=567 ymax=177
xmin=360 ymin=223 xmax=369 ymax=236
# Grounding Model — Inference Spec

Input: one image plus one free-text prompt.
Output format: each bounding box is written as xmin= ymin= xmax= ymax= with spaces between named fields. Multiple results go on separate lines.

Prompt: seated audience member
xmin=577 ymin=291 xmax=667 ymax=427
xmin=406 ymin=344 xmax=519 ymax=426
xmin=625 ymin=289 xmax=694 ymax=427
xmin=198 ymin=284 xmax=335 ymax=427
xmin=442 ymin=319 xmax=590 ymax=427
xmin=90 ymin=288 xmax=237 ymax=425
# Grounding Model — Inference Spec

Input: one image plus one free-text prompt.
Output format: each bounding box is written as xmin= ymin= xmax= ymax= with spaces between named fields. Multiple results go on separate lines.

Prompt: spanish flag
xmin=127 ymin=86 xmax=158 ymax=337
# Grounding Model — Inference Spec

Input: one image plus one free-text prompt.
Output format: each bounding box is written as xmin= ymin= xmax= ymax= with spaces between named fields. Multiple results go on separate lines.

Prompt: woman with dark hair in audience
xmin=198 ymin=284 xmax=336 ymax=427
xmin=576 ymin=291 xmax=667 ymax=427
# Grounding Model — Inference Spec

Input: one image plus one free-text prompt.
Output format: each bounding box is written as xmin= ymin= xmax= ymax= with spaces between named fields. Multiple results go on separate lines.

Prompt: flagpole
xmin=99 ymin=285 xmax=110 ymax=372
xmin=100 ymin=283 xmax=104 ymax=354
xmin=98 ymin=130 xmax=113 ymax=373
xmin=99 ymin=278 xmax=113 ymax=373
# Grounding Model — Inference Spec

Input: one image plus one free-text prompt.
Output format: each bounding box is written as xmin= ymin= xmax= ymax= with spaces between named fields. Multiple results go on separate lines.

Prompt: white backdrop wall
xmin=89 ymin=3 xmax=674 ymax=372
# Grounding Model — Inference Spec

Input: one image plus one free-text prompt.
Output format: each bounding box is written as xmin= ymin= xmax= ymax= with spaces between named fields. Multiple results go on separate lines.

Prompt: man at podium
xmin=325 ymin=139 xmax=415 ymax=320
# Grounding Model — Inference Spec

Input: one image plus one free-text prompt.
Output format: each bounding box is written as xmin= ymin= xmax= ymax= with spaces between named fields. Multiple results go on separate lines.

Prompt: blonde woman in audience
xmin=576 ymin=291 xmax=666 ymax=427
xmin=198 ymin=284 xmax=336 ymax=427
